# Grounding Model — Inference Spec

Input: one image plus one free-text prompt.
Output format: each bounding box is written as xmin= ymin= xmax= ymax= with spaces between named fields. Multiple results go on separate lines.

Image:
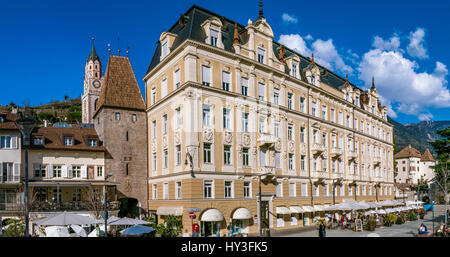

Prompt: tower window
xmin=126 ymin=163 xmax=129 ymax=176
xmin=132 ymin=114 xmax=137 ymax=122
xmin=115 ymin=113 xmax=120 ymax=120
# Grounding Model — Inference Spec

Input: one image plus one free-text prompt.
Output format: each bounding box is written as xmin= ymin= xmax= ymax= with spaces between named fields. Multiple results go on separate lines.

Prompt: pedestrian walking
xmin=318 ymin=221 xmax=327 ymax=237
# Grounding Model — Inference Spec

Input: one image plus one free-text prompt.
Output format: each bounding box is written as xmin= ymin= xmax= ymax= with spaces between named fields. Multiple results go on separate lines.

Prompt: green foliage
xmin=66 ymin=111 xmax=82 ymax=122
xmin=68 ymin=105 xmax=82 ymax=113
xmin=37 ymin=112 xmax=58 ymax=123
xmin=408 ymin=211 xmax=417 ymax=221
xmin=383 ymin=214 xmax=397 ymax=227
xmin=430 ymin=127 xmax=450 ymax=201
xmin=156 ymin=215 xmax=183 ymax=237
xmin=1 ymin=219 xmax=25 ymax=237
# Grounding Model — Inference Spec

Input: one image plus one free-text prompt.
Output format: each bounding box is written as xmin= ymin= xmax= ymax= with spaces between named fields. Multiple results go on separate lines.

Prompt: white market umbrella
xmin=35 ymin=212 xmax=102 ymax=226
xmin=45 ymin=226 xmax=70 ymax=237
xmin=88 ymin=225 xmax=105 ymax=237
xmin=70 ymin=225 xmax=87 ymax=237
xmin=108 ymin=217 xmax=152 ymax=226
xmin=376 ymin=209 xmax=386 ymax=215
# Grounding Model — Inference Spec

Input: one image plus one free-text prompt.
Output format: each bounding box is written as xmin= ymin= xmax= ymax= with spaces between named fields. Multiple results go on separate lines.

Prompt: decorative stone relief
xmin=203 ymin=128 xmax=214 ymax=143
xmin=162 ymin=135 xmax=168 ymax=149
xmin=152 ymin=139 xmax=157 ymax=153
xmin=242 ymin=133 xmax=251 ymax=146
xmin=224 ymin=131 xmax=233 ymax=144
xmin=275 ymin=138 xmax=282 ymax=151
xmin=174 ymin=131 xmax=181 ymax=145
xmin=288 ymin=140 xmax=295 ymax=153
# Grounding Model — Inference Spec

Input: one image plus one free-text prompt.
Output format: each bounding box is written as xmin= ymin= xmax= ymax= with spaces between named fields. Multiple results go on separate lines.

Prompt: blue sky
xmin=1 ymin=0 xmax=449 ymax=124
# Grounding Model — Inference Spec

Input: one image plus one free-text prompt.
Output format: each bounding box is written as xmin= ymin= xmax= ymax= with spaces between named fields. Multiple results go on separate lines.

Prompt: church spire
xmin=371 ymin=76 xmax=376 ymax=90
xmin=87 ymin=37 xmax=101 ymax=63
xmin=258 ymin=0 xmax=264 ymax=19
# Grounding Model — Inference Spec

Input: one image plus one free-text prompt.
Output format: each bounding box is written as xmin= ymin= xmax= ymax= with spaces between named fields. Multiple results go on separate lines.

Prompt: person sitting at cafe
xmin=418 ymin=223 xmax=429 ymax=234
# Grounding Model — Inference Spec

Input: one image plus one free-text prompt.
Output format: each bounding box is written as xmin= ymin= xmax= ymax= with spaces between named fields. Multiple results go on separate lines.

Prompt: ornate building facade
xmin=144 ymin=5 xmax=395 ymax=236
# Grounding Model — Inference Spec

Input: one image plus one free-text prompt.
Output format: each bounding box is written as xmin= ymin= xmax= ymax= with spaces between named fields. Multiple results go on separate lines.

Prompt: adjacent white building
xmin=395 ymin=145 xmax=435 ymax=185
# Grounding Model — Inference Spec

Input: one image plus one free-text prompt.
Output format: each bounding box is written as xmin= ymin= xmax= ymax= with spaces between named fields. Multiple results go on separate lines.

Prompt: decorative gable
xmin=201 ymin=16 xmax=224 ymax=49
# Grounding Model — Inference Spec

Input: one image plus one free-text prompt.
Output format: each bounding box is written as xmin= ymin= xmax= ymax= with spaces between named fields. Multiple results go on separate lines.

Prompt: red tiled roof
xmin=0 ymin=111 xmax=19 ymax=130
xmin=420 ymin=148 xmax=435 ymax=162
xmin=94 ymin=56 xmax=145 ymax=117
xmin=394 ymin=145 xmax=422 ymax=159
xmin=31 ymin=126 xmax=105 ymax=152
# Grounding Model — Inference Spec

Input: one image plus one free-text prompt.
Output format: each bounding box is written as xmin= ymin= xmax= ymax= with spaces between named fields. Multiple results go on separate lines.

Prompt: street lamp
xmin=255 ymin=172 xmax=275 ymax=237
xmin=103 ymin=173 xmax=113 ymax=237
xmin=332 ymin=177 xmax=343 ymax=205
xmin=15 ymin=109 xmax=37 ymax=237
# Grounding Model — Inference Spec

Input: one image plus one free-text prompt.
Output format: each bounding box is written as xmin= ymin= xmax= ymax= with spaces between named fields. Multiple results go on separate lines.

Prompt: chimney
xmin=44 ymin=120 xmax=48 ymax=127
xmin=11 ymin=106 xmax=18 ymax=114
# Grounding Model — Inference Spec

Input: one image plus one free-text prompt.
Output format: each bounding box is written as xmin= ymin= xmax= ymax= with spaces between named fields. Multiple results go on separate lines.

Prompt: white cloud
xmin=305 ymin=34 xmax=313 ymax=40
xmin=282 ymin=13 xmax=298 ymax=24
xmin=372 ymin=35 xmax=401 ymax=51
xmin=358 ymin=48 xmax=450 ymax=116
xmin=407 ymin=28 xmax=428 ymax=59
xmin=387 ymin=105 xmax=398 ymax=118
xmin=418 ymin=113 xmax=434 ymax=121
xmin=278 ymin=34 xmax=353 ymax=74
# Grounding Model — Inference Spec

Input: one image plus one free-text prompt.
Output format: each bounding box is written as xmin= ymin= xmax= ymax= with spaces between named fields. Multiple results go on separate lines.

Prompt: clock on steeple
xmin=82 ymin=37 xmax=103 ymax=124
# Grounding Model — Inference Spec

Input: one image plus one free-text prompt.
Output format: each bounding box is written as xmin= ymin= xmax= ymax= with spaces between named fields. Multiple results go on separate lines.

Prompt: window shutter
xmin=161 ymin=79 xmax=167 ymax=97
xmin=258 ymin=83 xmax=265 ymax=97
xmin=81 ymin=165 xmax=87 ymax=178
xmin=48 ymin=165 xmax=53 ymax=178
xmin=13 ymin=163 xmax=20 ymax=182
xmin=11 ymin=135 xmax=17 ymax=149
xmin=257 ymin=47 xmax=265 ymax=56
xmin=62 ymin=165 xmax=68 ymax=178
xmin=223 ymin=72 xmax=230 ymax=84
xmin=210 ymin=28 xmax=219 ymax=38
xmin=202 ymin=66 xmax=210 ymax=83
xmin=175 ymin=69 xmax=180 ymax=84
xmin=67 ymin=165 xmax=73 ymax=178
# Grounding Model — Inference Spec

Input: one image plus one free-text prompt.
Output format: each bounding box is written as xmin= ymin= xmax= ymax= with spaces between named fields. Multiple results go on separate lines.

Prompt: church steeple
xmin=371 ymin=76 xmax=376 ymax=90
xmin=258 ymin=0 xmax=264 ymax=20
xmin=87 ymin=37 xmax=101 ymax=63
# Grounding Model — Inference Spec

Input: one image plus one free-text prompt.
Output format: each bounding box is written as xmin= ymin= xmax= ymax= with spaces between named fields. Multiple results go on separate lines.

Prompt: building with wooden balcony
xmin=144 ymin=4 xmax=395 ymax=236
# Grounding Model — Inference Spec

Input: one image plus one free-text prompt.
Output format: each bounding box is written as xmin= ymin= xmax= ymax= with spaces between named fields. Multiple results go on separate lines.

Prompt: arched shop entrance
xmin=200 ymin=208 xmax=224 ymax=237
xmin=118 ymin=198 xmax=139 ymax=218
xmin=230 ymin=207 xmax=253 ymax=235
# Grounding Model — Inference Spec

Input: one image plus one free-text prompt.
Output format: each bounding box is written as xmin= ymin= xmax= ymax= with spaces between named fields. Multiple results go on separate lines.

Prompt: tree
xmin=430 ymin=127 xmax=449 ymax=226
xmin=84 ymin=187 xmax=104 ymax=219
xmin=64 ymin=95 xmax=69 ymax=101
xmin=156 ymin=215 xmax=183 ymax=237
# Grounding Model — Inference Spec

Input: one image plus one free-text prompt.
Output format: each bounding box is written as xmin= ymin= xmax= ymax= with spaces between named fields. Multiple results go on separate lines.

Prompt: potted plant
xmin=367 ymin=217 xmax=377 ymax=231
xmin=408 ymin=211 xmax=416 ymax=221
xmin=383 ymin=214 xmax=396 ymax=227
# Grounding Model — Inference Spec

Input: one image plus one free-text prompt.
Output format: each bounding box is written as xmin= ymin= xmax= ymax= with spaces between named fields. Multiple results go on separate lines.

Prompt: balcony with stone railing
xmin=311 ymin=143 xmax=326 ymax=156
xmin=257 ymin=133 xmax=277 ymax=148
xmin=347 ymin=151 xmax=358 ymax=162
xmin=257 ymin=165 xmax=276 ymax=175
xmin=0 ymin=176 xmax=21 ymax=184
xmin=373 ymin=156 xmax=381 ymax=166
xmin=330 ymin=147 xmax=343 ymax=158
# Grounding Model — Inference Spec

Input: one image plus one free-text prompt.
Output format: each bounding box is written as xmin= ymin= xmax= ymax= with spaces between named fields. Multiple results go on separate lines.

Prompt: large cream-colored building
xmin=144 ymin=5 xmax=395 ymax=236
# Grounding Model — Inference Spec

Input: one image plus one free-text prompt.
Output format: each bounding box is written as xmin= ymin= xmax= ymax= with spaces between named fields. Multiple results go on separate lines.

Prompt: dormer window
xmin=292 ymin=63 xmax=297 ymax=78
xmin=64 ymin=137 xmax=73 ymax=146
xmin=34 ymin=137 xmax=43 ymax=146
xmin=161 ymin=40 xmax=168 ymax=58
xmin=257 ymin=47 xmax=265 ymax=64
xmin=311 ymin=75 xmax=316 ymax=86
xmin=210 ymin=28 xmax=219 ymax=47
xmin=88 ymin=139 xmax=97 ymax=147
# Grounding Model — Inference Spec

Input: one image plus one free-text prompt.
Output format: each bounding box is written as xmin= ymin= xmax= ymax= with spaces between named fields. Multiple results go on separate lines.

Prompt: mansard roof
xmin=95 ymin=55 xmax=145 ymax=116
xmin=146 ymin=5 xmax=364 ymax=94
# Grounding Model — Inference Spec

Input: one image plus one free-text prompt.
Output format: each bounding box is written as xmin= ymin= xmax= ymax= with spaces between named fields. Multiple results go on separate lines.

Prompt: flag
xmin=424 ymin=204 xmax=434 ymax=211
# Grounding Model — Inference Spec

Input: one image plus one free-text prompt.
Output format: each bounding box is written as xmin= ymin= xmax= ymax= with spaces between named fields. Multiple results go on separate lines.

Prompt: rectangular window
xmin=152 ymin=184 xmax=157 ymax=199
xmin=244 ymin=181 xmax=251 ymax=198
xmin=203 ymin=143 xmax=212 ymax=164
xmin=322 ymin=132 xmax=327 ymax=147
xmin=64 ymin=137 xmax=73 ymax=146
xmin=338 ymin=112 xmax=343 ymax=125
xmin=289 ymin=183 xmax=296 ymax=197
xmin=96 ymin=166 xmax=103 ymax=177
xmin=163 ymin=150 xmax=168 ymax=169
xmin=287 ymin=124 xmax=293 ymax=140
xmin=73 ymin=166 xmax=81 ymax=178
xmin=311 ymin=101 xmax=316 ymax=117
xmin=260 ymin=149 xmax=266 ymax=166
xmin=301 ymin=155 xmax=305 ymax=171
xmin=161 ymin=79 xmax=167 ymax=98
xmin=204 ymin=180 xmax=213 ymax=198
xmin=174 ymin=69 xmax=181 ymax=89
xmin=210 ymin=29 xmax=218 ymax=46
xmin=274 ymin=121 xmax=280 ymax=137
xmin=302 ymin=183 xmax=308 ymax=196
xmin=202 ymin=66 xmax=211 ymax=86
xmin=242 ymin=113 xmax=249 ymax=132
xmin=287 ymin=93 xmax=293 ymax=109
xmin=162 ymin=41 xmax=168 ymax=58
xmin=176 ymin=181 xmax=182 ymax=199
xmin=53 ymin=165 xmax=62 ymax=178
xmin=273 ymin=89 xmax=279 ymax=105
xmin=222 ymin=71 xmax=230 ymax=91
xmin=163 ymin=183 xmax=169 ymax=200
xmin=151 ymin=88 xmax=156 ymax=104
xmin=242 ymin=148 xmax=249 ymax=166
xmin=202 ymin=105 xmax=211 ymax=126
xmin=257 ymin=47 xmax=265 ymax=63
xmin=132 ymin=114 xmax=137 ymax=123
xmin=292 ymin=63 xmax=297 ymax=78
xmin=288 ymin=154 xmax=294 ymax=170
xmin=276 ymin=183 xmax=283 ymax=197
xmin=300 ymin=97 xmax=305 ymax=113
xmin=34 ymin=138 xmax=43 ymax=146
xmin=176 ymin=108 xmax=181 ymax=129
xmin=224 ymin=181 xmax=233 ymax=198
xmin=330 ymin=108 xmax=335 ymax=122
xmin=115 ymin=112 xmax=120 ymax=121
xmin=152 ymin=121 xmax=157 ymax=139
xmin=324 ymin=184 xmax=328 ymax=196
xmin=241 ymin=78 xmax=248 ymax=96
xmin=176 ymin=145 xmax=181 ymax=166
xmin=313 ymin=185 xmax=319 ymax=196
xmin=300 ymin=127 xmax=305 ymax=143
xmin=258 ymin=83 xmax=265 ymax=100
xmin=322 ymin=105 xmax=327 ymax=120
xmin=223 ymin=108 xmax=231 ymax=129
xmin=340 ymin=185 xmax=345 ymax=196
xmin=153 ymin=154 xmax=157 ymax=171
xmin=163 ymin=115 xmax=168 ymax=135
xmin=259 ymin=116 xmax=266 ymax=133
xmin=224 ymin=145 xmax=231 ymax=165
